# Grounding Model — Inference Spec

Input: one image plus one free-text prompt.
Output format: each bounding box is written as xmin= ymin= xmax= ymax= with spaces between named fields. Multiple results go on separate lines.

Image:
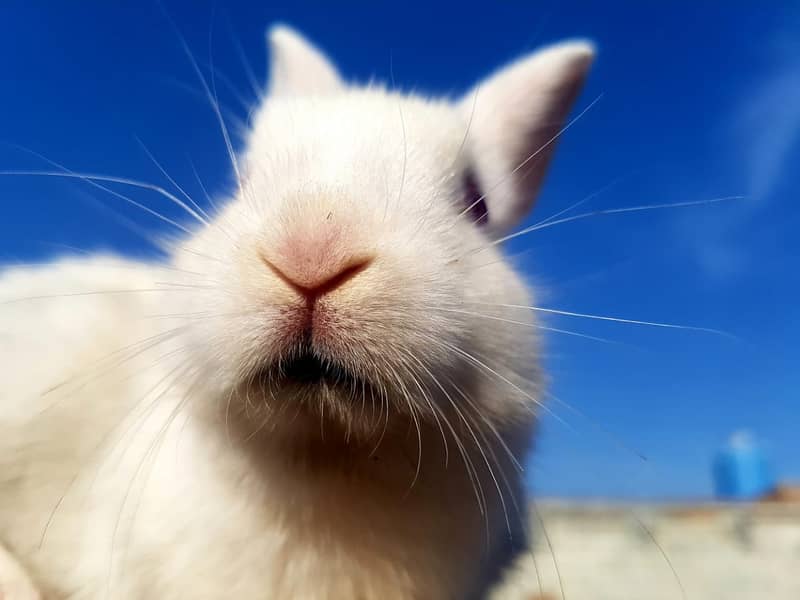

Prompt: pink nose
xmin=263 ymin=232 xmax=372 ymax=298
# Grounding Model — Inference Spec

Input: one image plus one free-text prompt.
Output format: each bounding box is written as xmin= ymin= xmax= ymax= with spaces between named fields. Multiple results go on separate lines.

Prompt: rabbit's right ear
xmin=267 ymin=26 xmax=342 ymax=97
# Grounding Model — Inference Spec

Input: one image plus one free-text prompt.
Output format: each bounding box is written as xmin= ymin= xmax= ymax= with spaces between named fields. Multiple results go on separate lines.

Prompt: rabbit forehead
xmin=244 ymin=88 xmax=468 ymax=194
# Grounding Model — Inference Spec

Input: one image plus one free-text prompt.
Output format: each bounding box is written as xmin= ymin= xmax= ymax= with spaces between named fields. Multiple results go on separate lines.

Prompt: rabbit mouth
xmin=263 ymin=351 xmax=370 ymax=394
xmin=283 ymin=352 xmax=352 ymax=385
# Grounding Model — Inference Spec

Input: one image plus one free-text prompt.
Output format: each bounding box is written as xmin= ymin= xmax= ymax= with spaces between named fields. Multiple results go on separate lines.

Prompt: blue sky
xmin=1 ymin=2 xmax=798 ymax=499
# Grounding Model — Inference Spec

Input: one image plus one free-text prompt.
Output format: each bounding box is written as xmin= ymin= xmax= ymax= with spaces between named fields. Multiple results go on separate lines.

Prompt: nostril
xmin=261 ymin=253 xmax=372 ymax=299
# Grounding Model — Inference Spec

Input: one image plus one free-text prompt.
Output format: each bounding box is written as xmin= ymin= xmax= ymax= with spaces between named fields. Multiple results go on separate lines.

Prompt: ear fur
xmin=461 ymin=41 xmax=595 ymax=233
xmin=267 ymin=25 xmax=342 ymax=96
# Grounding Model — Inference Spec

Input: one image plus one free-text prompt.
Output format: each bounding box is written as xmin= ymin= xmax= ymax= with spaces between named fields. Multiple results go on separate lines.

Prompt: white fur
xmin=0 ymin=27 xmax=592 ymax=599
xmin=0 ymin=543 xmax=40 ymax=600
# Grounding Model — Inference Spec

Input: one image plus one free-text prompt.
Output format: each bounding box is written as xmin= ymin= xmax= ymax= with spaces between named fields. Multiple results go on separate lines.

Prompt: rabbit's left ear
xmin=461 ymin=41 xmax=594 ymax=234
xmin=267 ymin=25 xmax=342 ymax=97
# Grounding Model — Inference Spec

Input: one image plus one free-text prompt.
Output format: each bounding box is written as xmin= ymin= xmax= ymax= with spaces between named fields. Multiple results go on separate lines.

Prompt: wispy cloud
xmin=681 ymin=18 xmax=800 ymax=283
xmin=731 ymin=42 xmax=800 ymax=202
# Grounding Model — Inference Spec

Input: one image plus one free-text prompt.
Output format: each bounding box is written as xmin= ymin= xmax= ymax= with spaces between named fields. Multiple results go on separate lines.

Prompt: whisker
xmin=223 ymin=12 xmax=263 ymax=100
xmin=419 ymin=333 xmax=566 ymax=425
xmin=452 ymin=85 xmax=480 ymax=170
xmin=530 ymin=500 xmax=567 ymax=600
xmin=0 ymin=288 xmax=198 ymax=306
xmin=175 ymin=245 xmax=226 ymax=264
xmin=107 ymin=366 xmax=200 ymax=598
xmin=431 ymin=307 xmax=619 ymax=344
xmin=467 ymin=301 xmax=736 ymax=338
xmin=152 ymin=75 xmax=249 ymax=133
xmin=387 ymin=54 xmax=408 ymax=220
xmin=134 ymin=137 xmax=213 ymax=226
xmin=0 ymin=168 xmax=196 ymax=235
xmin=153 ymin=281 xmax=217 ymax=289
xmin=69 ymin=188 xmax=165 ymax=250
xmin=486 ymin=195 xmax=746 ymax=249
xmin=188 ymin=157 xmax=221 ymax=214
xmin=160 ymin=6 xmax=244 ymax=199
xmin=199 ymin=58 xmax=256 ymax=113
xmin=545 ymin=390 xmax=648 ymax=463
xmin=367 ymin=372 xmax=392 ymax=457
xmin=401 ymin=353 xmax=487 ymax=519
xmin=633 ymin=513 xmax=688 ymax=600
xmin=39 ymin=350 xmax=195 ymax=547
xmin=530 ymin=173 xmax=632 ymax=228
xmin=2 ymin=142 xmax=214 ymax=230
xmin=404 ymin=358 xmax=451 ymax=469
xmin=91 ymin=350 xmax=199 ymax=479
xmin=432 ymin=369 xmax=513 ymax=538
xmin=40 ymin=325 xmax=191 ymax=404
xmin=446 ymin=381 xmax=524 ymax=474
xmin=390 ymin=364 xmax=425 ymax=487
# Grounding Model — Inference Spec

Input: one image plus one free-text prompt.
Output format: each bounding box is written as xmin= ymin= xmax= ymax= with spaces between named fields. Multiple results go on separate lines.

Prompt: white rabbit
xmin=0 ymin=26 xmax=592 ymax=599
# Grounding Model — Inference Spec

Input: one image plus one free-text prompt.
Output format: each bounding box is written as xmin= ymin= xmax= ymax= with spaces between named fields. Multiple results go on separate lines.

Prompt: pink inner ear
xmin=463 ymin=169 xmax=489 ymax=226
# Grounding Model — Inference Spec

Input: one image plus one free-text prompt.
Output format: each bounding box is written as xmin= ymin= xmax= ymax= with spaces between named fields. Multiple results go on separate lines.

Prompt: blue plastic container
xmin=713 ymin=431 xmax=774 ymax=500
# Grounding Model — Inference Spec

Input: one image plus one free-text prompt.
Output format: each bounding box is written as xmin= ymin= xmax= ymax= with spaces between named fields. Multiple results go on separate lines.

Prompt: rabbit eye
xmin=463 ymin=169 xmax=488 ymax=226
